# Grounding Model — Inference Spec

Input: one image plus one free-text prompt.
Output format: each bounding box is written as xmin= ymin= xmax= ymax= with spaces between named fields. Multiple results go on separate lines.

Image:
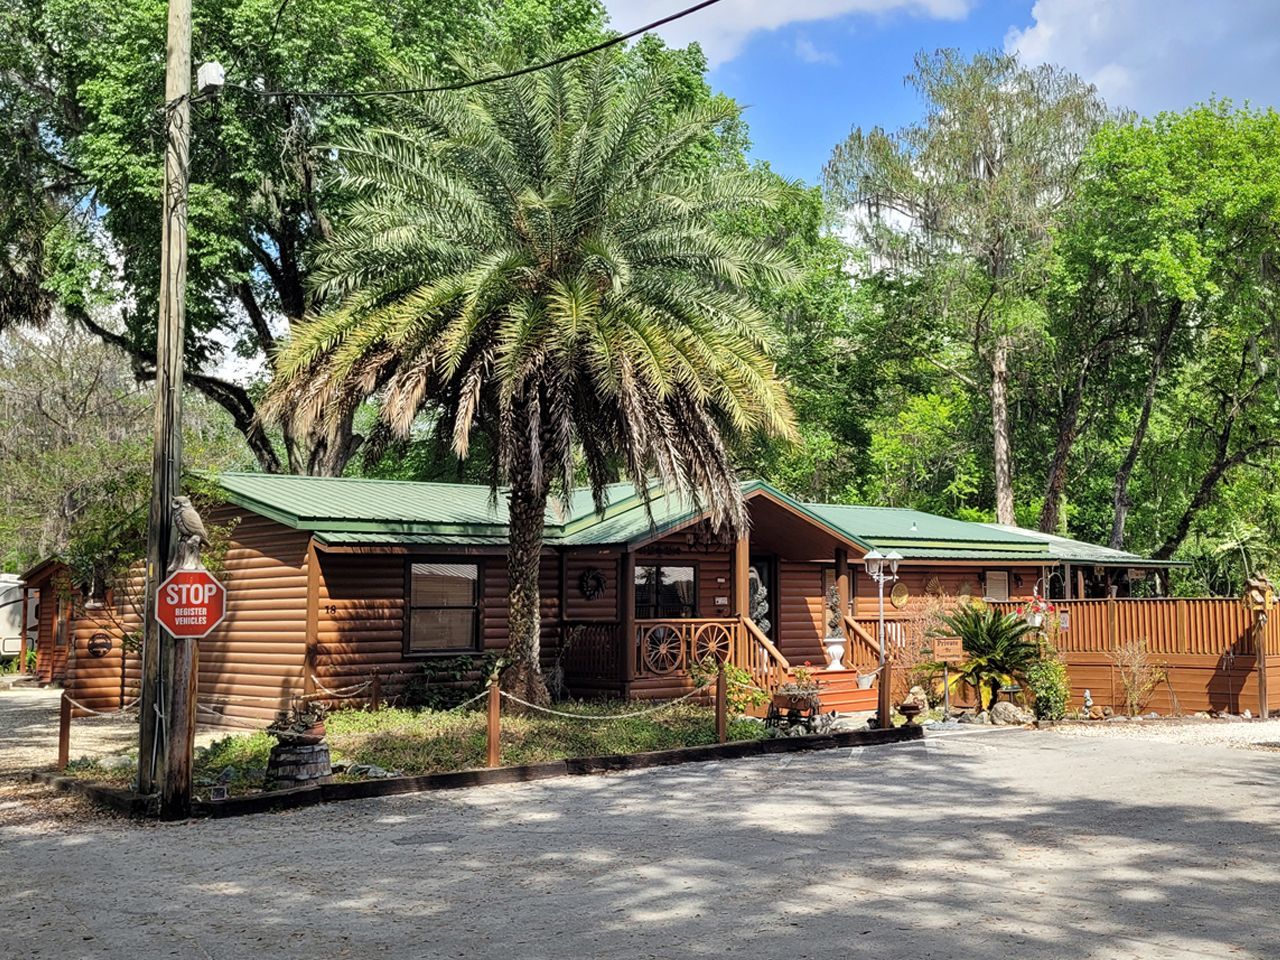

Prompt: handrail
xmin=740 ymin=616 xmax=790 ymax=672
xmin=844 ymin=613 xmax=882 ymax=659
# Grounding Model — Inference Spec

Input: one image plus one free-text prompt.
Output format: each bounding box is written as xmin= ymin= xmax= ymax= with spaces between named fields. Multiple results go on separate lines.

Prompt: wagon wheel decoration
xmin=692 ymin=622 xmax=733 ymax=663
xmin=642 ymin=625 xmax=684 ymax=674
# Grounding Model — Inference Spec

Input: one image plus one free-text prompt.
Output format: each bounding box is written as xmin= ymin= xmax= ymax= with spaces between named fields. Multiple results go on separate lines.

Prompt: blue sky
xmin=604 ymin=0 xmax=1280 ymax=184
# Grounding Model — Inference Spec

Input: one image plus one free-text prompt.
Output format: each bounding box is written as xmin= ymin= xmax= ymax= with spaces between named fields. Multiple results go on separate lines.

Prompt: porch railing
xmin=560 ymin=621 xmax=623 ymax=687
xmin=633 ymin=616 xmax=791 ymax=695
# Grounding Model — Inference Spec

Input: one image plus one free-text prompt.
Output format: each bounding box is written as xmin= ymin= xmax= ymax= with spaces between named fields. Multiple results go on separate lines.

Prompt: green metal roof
xmin=803 ymin=503 xmax=1051 ymax=562
xmin=214 ymin=473 xmax=866 ymax=550
xmin=211 ymin=472 xmax=1169 ymax=566
xmin=980 ymin=524 xmax=1188 ymax=568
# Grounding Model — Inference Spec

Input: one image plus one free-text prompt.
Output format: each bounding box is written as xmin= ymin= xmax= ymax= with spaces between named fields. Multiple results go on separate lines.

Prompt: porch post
xmin=732 ymin=530 xmax=750 ymax=619
xmin=620 ymin=550 xmax=636 ymax=690
xmin=835 ymin=547 xmax=851 ymax=668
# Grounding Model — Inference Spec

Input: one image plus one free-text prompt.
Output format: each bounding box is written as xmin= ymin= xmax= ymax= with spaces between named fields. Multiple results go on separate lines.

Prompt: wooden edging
xmin=31 ymin=725 xmax=923 ymax=821
xmin=28 ymin=771 xmax=156 ymax=818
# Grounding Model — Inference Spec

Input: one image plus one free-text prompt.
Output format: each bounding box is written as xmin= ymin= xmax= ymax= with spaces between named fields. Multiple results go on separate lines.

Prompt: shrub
xmin=690 ymin=656 xmax=769 ymax=714
xmin=1025 ymin=655 xmax=1071 ymax=720
xmin=1108 ymin=638 xmax=1167 ymax=716
xmin=935 ymin=602 xmax=1040 ymax=709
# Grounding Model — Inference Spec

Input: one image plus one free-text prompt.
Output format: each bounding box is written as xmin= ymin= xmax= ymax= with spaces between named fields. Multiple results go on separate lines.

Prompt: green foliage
xmin=402 ymin=654 xmax=498 ymax=710
xmin=936 ymin=603 xmax=1041 ymax=709
xmin=1024 ymin=653 xmax=1071 ymax=720
xmin=324 ymin=701 xmax=766 ymax=773
xmin=689 ymin=656 xmax=768 ymax=714
xmin=194 ymin=732 xmax=276 ymax=785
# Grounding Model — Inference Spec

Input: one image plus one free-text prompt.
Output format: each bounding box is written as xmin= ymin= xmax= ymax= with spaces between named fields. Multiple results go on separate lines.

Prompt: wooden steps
xmin=809 ymin=667 xmax=878 ymax=714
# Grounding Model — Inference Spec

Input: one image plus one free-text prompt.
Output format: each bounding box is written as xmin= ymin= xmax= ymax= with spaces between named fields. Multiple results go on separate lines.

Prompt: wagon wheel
xmin=693 ymin=622 xmax=733 ymax=663
xmin=642 ymin=625 xmax=683 ymax=674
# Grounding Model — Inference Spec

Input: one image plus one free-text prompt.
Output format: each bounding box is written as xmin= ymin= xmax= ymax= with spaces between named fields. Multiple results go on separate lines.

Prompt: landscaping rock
xmin=1088 ymin=706 xmax=1106 ymax=720
xmin=348 ymin=763 xmax=403 ymax=779
xmin=989 ymin=701 xmax=1033 ymax=726
xmin=217 ymin=765 xmax=238 ymax=783
xmin=1243 ymin=709 xmax=1253 ymax=719
xmin=99 ymin=754 xmax=136 ymax=772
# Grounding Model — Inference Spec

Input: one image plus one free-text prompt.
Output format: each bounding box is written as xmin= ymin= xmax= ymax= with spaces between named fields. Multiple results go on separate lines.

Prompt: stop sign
xmin=155 ymin=570 xmax=227 ymax=639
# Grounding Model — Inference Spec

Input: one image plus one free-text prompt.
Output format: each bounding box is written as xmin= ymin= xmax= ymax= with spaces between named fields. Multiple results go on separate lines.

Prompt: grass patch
xmin=325 ymin=700 xmax=766 ymax=774
xmin=61 ymin=700 xmax=767 ymax=795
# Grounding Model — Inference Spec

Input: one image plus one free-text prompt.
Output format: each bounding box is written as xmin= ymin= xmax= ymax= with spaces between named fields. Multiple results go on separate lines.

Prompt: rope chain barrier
xmin=497 ymin=681 xmax=711 ymax=722
xmin=60 ymin=694 xmax=142 ymax=718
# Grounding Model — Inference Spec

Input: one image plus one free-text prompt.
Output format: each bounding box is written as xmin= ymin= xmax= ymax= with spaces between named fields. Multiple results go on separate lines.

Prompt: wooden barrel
xmin=266 ymin=740 xmax=332 ymax=790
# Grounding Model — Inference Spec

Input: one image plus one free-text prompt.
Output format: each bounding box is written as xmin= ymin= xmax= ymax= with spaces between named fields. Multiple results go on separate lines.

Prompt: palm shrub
xmin=265 ymin=49 xmax=797 ymax=702
xmin=936 ymin=603 xmax=1040 ymax=710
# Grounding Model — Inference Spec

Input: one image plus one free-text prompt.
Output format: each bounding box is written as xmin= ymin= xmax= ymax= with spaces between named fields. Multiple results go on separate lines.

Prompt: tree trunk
xmin=1038 ymin=363 xmax=1089 ymax=533
xmin=1110 ymin=303 xmax=1180 ymax=550
xmin=503 ymin=476 xmax=551 ymax=707
xmin=990 ymin=336 xmax=1015 ymax=525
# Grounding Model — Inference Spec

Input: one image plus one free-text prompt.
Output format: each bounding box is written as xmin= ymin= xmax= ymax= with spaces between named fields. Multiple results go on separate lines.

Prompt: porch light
xmin=885 ymin=551 xmax=902 ymax=575
xmin=863 ymin=550 xmax=885 ymax=576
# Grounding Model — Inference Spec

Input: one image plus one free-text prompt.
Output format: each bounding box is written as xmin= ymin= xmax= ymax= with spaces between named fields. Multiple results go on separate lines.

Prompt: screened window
xmin=407 ymin=562 xmax=479 ymax=653
xmin=634 ymin=565 xmax=696 ymax=619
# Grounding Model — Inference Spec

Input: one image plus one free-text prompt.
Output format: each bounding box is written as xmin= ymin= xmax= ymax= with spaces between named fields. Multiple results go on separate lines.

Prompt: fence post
xmin=370 ymin=673 xmax=382 ymax=712
xmin=57 ymin=691 xmax=71 ymax=771
xmin=486 ymin=680 xmax=501 ymax=768
xmin=1257 ymin=617 xmax=1269 ymax=720
xmin=1107 ymin=597 xmax=1118 ymax=649
xmin=715 ymin=662 xmax=727 ymax=744
xmin=1175 ymin=599 xmax=1188 ymax=654
xmin=877 ymin=658 xmax=893 ymax=730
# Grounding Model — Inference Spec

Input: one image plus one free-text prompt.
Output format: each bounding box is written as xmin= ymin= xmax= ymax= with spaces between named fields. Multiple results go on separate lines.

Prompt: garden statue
xmin=171 ymin=495 xmax=210 ymax=571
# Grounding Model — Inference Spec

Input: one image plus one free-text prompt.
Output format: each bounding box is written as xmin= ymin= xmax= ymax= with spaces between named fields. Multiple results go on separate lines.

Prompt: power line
xmin=224 ymin=0 xmax=725 ymax=102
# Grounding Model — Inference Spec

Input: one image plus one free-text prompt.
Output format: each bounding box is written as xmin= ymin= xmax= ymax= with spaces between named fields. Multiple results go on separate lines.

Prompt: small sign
xmin=933 ymin=636 xmax=965 ymax=662
xmin=155 ymin=569 xmax=227 ymax=639
xmin=87 ymin=632 xmax=113 ymax=658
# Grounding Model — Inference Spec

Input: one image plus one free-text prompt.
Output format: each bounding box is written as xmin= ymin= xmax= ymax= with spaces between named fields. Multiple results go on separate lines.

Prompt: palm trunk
xmin=990 ymin=336 xmax=1015 ymax=525
xmin=504 ymin=478 xmax=551 ymax=706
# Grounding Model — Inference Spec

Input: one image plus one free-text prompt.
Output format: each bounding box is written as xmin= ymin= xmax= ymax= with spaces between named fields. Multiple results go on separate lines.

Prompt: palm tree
xmin=936 ymin=603 xmax=1041 ymax=709
xmin=265 ymin=50 xmax=797 ymax=702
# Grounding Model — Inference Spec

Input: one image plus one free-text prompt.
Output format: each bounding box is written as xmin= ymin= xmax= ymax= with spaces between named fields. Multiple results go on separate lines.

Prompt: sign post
xmin=155 ymin=569 xmax=225 ymax=818
xmin=934 ymin=636 xmax=965 ymax=718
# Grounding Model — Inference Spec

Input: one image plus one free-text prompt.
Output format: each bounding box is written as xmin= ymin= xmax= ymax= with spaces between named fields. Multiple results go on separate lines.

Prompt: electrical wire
xmin=221 ymin=0 xmax=725 ymax=103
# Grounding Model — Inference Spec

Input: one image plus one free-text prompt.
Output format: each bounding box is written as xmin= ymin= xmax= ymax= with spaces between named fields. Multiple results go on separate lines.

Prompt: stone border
xmin=30 ymin=725 xmax=923 ymax=820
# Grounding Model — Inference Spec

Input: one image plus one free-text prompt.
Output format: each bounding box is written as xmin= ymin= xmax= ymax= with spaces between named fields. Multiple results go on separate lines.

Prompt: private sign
xmin=155 ymin=570 xmax=226 ymax=639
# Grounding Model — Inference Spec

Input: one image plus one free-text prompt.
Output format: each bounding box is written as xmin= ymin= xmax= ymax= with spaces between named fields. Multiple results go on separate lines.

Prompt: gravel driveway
xmin=5 ymin=717 xmax=1280 ymax=959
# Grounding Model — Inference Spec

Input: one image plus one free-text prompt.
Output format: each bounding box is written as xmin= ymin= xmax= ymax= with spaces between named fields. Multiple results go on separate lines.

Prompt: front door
xmin=748 ymin=554 xmax=777 ymax=642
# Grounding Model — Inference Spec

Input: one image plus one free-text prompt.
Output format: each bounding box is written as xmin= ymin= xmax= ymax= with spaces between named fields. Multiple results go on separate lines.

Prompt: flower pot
xmin=1026 ymin=612 xmax=1044 ymax=628
xmin=823 ymin=635 xmax=846 ymax=670
xmin=897 ymin=702 xmax=924 ymax=724
xmin=772 ymin=691 xmax=820 ymax=713
xmin=277 ymin=721 xmax=326 ymax=746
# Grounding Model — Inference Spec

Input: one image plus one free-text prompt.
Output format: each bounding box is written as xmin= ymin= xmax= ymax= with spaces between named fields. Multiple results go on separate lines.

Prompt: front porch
xmin=555 ymin=487 xmax=881 ymax=708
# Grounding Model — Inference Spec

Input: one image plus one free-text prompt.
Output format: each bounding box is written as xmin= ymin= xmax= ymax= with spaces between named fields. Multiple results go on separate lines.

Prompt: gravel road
xmin=5 ymin=717 xmax=1280 ymax=959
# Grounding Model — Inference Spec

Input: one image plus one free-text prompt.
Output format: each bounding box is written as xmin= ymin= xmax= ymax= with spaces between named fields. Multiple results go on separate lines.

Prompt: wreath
xmin=579 ymin=567 xmax=607 ymax=600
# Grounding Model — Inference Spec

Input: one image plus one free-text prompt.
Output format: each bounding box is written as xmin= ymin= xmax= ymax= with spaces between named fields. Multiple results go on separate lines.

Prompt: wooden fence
xmin=995 ymin=598 xmax=1280 ymax=716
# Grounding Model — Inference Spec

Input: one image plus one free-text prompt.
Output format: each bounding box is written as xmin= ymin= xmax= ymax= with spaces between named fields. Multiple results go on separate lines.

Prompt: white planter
xmin=1027 ymin=612 xmax=1044 ymax=628
xmin=824 ymin=636 xmax=846 ymax=670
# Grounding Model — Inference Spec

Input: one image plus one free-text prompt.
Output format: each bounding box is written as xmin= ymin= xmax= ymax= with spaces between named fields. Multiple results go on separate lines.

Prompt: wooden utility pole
xmin=138 ymin=0 xmax=192 ymax=811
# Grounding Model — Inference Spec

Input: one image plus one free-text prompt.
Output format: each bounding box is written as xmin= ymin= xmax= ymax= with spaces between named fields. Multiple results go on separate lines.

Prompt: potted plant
xmin=823 ymin=584 xmax=846 ymax=669
xmin=268 ymin=699 xmax=328 ymax=745
xmin=773 ymin=662 xmax=821 ymax=712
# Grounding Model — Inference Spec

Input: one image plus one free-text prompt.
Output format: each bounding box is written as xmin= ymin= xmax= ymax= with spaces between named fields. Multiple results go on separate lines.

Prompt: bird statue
xmin=171 ymin=495 xmax=209 ymax=570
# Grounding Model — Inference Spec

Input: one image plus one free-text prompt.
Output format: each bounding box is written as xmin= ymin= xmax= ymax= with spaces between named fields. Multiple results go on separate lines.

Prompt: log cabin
xmin=24 ymin=473 xmax=1183 ymax=724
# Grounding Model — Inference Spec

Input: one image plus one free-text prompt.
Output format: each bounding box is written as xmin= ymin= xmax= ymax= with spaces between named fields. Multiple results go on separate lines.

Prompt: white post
xmin=877 ymin=574 xmax=886 ymax=668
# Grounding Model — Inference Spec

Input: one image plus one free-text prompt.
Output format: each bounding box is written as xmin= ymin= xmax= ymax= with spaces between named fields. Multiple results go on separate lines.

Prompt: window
xmin=634 ymin=564 xmax=696 ymax=619
xmin=407 ymin=562 xmax=479 ymax=653
xmin=984 ymin=571 xmax=1009 ymax=601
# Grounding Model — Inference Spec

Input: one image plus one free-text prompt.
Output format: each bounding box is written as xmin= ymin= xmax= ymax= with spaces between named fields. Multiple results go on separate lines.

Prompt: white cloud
xmin=1006 ymin=0 xmax=1280 ymax=115
xmin=603 ymin=0 xmax=971 ymax=68
xmin=794 ymin=36 xmax=839 ymax=65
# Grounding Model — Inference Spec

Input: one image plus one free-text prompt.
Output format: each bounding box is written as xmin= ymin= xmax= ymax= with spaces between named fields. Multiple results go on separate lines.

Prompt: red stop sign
xmin=156 ymin=570 xmax=227 ymax=639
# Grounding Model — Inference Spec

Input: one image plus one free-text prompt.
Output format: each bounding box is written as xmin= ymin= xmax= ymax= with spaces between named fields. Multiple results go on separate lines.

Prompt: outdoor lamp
xmin=885 ymin=551 xmax=902 ymax=576
xmin=864 ymin=549 xmax=885 ymax=576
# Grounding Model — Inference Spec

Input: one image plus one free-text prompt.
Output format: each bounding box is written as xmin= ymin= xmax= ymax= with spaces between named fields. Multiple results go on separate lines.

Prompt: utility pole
xmin=137 ymin=0 xmax=192 ymax=815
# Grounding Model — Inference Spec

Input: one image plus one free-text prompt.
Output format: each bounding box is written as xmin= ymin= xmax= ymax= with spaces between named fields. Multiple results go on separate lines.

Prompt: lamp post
xmin=863 ymin=550 xmax=902 ymax=668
